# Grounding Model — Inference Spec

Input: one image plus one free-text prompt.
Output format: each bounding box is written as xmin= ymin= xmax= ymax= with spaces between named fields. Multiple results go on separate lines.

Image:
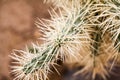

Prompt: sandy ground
xmin=0 ymin=0 xmax=120 ymax=80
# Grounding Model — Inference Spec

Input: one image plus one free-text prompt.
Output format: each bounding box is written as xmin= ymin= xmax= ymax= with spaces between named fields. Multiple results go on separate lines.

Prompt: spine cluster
xmin=11 ymin=0 xmax=120 ymax=80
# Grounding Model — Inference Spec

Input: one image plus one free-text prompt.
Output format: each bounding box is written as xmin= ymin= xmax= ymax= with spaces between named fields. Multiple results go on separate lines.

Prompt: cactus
xmin=11 ymin=0 xmax=120 ymax=80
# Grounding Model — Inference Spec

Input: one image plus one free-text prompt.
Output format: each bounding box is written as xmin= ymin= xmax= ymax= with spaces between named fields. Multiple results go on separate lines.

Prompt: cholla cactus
xmin=11 ymin=0 xmax=120 ymax=80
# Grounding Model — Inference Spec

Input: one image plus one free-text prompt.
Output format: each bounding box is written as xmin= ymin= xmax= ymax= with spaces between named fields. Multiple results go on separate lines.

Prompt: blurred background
xmin=0 ymin=0 xmax=120 ymax=80
xmin=0 ymin=0 xmax=51 ymax=79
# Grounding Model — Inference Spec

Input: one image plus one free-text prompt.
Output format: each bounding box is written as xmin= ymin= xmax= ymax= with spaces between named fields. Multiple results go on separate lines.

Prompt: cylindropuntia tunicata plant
xmin=11 ymin=0 xmax=120 ymax=80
